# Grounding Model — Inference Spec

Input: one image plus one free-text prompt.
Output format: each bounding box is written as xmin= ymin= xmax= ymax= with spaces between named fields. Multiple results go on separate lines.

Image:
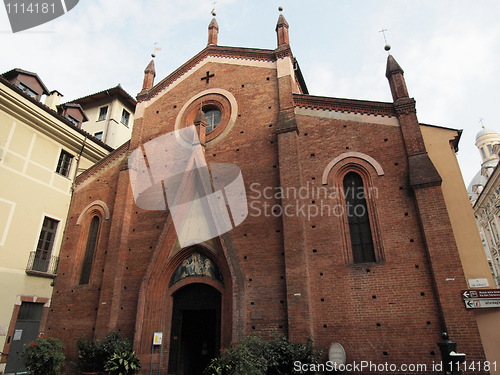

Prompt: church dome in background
xmin=468 ymin=125 xmax=500 ymax=204
xmin=467 ymin=171 xmax=488 ymax=202
xmin=476 ymin=127 xmax=499 ymax=141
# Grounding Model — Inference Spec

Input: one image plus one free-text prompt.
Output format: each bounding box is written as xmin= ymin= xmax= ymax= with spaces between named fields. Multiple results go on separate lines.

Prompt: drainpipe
xmin=52 ymin=134 xmax=87 ymax=287
xmin=72 ymin=135 xmax=87 ymax=193
xmin=103 ymin=91 xmax=115 ymax=145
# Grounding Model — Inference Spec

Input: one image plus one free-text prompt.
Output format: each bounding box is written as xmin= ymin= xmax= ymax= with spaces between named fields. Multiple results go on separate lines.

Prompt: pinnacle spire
xmin=276 ymin=10 xmax=290 ymax=47
xmin=141 ymin=59 xmax=156 ymax=92
xmin=208 ymin=17 xmax=219 ymax=45
xmin=194 ymin=108 xmax=207 ymax=146
xmin=194 ymin=108 xmax=207 ymax=125
xmin=385 ymin=54 xmax=408 ymax=101
xmin=385 ymin=54 xmax=404 ymax=78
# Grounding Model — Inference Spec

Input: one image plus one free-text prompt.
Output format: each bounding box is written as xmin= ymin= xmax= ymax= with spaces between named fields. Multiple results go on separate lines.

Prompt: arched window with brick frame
xmin=322 ymin=152 xmax=385 ymax=265
xmin=75 ymin=200 xmax=110 ymax=285
xmin=343 ymin=171 xmax=376 ymax=263
xmin=79 ymin=215 xmax=100 ymax=285
xmin=337 ymin=165 xmax=384 ymax=264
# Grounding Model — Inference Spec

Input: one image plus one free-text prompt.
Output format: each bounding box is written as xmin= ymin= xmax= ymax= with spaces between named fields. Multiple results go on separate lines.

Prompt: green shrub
xmin=21 ymin=337 xmax=66 ymax=375
xmin=75 ymin=332 xmax=133 ymax=373
xmin=101 ymin=332 xmax=133 ymax=365
xmin=204 ymin=334 xmax=322 ymax=375
xmin=74 ymin=336 xmax=102 ymax=372
xmin=266 ymin=335 xmax=322 ymax=374
xmin=105 ymin=351 xmax=142 ymax=375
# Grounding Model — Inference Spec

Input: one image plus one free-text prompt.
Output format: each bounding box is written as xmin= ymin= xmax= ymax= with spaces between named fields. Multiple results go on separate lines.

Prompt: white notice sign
xmin=468 ymin=278 xmax=489 ymax=288
xmin=13 ymin=329 xmax=22 ymax=340
xmin=153 ymin=332 xmax=163 ymax=345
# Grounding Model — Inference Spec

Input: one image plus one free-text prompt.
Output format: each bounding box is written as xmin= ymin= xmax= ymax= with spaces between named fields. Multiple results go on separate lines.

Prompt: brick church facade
xmin=46 ymin=14 xmax=489 ymax=374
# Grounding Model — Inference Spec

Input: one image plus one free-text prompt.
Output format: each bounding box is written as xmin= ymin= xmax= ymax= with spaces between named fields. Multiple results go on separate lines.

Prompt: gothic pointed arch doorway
xmin=167 ymin=283 xmax=221 ymax=375
xmin=133 ymin=232 xmax=242 ymax=374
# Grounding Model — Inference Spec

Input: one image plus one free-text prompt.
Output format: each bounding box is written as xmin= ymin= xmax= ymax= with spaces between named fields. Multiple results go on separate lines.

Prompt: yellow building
xmin=70 ymin=84 xmax=137 ymax=149
xmin=467 ymin=127 xmax=500 ymax=288
xmin=0 ymin=69 xmax=112 ymax=374
xmin=422 ymin=124 xmax=500 ymax=373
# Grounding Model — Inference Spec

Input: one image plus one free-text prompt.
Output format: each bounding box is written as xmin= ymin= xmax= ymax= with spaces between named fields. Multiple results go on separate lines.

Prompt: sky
xmin=1 ymin=0 xmax=500 ymax=186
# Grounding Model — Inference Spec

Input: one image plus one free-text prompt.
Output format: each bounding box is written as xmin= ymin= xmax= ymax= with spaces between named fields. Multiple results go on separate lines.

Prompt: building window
xmin=55 ymin=150 xmax=73 ymax=177
xmin=121 ymin=109 xmax=130 ymax=126
xmin=204 ymin=106 xmax=221 ymax=133
xmin=94 ymin=131 xmax=103 ymax=141
xmin=481 ymin=147 xmax=487 ymax=159
xmin=18 ymin=82 xmax=38 ymax=99
xmin=487 ymin=144 xmax=494 ymax=156
xmin=492 ymin=222 xmax=500 ymax=242
xmin=98 ymin=106 xmax=108 ymax=121
xmin=31 ymin=217 xmax=59 ymax=273
xmin=67 ymin=115 xmax=79 ymax=126
xmin=79 ymin=216 xmax=100 ymax=285
xmin=343 ymin=171 xmax=376 ymax=263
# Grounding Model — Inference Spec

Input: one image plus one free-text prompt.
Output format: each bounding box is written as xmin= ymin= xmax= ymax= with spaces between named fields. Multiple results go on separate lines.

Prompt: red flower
xmin=29 ymin=342 xmax=36 ymax=347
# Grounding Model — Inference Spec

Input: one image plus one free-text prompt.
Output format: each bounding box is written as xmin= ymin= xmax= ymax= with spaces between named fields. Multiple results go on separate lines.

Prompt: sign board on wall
xmin=153 ymin=332 xmax=163 ymax=346
xmin=462 ymin=289 xmax=500 ymax=309
xmin=464 ymin=299 xmax=500 ymax=309
xmin=328 ymin=343 xmax=346 ymax=366
xmin=462 ymin=289 xmax=500 ymax=299
xmin=468 ymin=278 xmax=489 ymax=288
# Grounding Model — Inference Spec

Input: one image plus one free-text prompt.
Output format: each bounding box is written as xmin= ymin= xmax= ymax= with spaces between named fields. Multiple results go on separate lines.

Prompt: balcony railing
xmin=26 ymin=251 xmax=59 ymax=278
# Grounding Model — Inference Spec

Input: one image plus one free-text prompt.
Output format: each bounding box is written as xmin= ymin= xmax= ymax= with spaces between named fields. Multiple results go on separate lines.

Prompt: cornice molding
xmin=293 ymin=94 xmax=396 ymax=117
xmin=0 ymin=83 xmax=110 ymax=161
xmin=75 ymin=140 xmax=130 ymax=188
xmin=394 ymin=97 xmax=417 ymax=115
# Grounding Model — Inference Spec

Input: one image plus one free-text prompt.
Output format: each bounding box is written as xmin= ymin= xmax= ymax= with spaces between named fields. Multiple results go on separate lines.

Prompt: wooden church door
xmin=167 ymin=283 xmax=221 ymax=375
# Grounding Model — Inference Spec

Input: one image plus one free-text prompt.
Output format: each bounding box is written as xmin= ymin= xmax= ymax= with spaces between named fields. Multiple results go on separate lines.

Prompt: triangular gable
xmin=137 ymin=45 xmax=291 ymax=103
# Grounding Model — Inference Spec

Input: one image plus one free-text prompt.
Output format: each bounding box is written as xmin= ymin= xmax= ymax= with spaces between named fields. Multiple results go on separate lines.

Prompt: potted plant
xmin=105 ymin=351 xmax=142 ymax=375
xmin=21 ymin=337 xmax=66 ymax=375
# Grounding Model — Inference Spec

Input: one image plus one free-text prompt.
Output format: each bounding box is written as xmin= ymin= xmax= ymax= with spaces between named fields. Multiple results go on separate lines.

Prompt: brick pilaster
xmin=94 ymin=165 xmax=134 ymax=337
xmin=276 ymin=53 xmax=312 ymax=340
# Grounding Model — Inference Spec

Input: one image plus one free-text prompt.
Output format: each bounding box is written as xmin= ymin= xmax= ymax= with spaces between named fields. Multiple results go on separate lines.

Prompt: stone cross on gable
xmin=201 ymin=71 xmax=215 ymax=84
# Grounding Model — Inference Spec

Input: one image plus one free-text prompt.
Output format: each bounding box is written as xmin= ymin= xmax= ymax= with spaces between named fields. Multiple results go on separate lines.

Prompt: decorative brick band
xmin=293 ymin=94 xmax=396 ymax=117
xmin=75 ymin=140 xmax=130 ymax=186
xmin=394 ymin=97 xmax=417 ymax=115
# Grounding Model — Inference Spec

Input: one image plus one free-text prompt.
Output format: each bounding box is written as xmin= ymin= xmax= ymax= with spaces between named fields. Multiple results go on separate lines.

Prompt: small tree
xmin=21 ymin=337 xmax=66 ymax=375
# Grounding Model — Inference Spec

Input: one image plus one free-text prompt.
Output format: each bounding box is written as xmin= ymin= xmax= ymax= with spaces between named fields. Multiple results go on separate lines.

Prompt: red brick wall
xmin=46 ymin=53 xmax=486 ymax=374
